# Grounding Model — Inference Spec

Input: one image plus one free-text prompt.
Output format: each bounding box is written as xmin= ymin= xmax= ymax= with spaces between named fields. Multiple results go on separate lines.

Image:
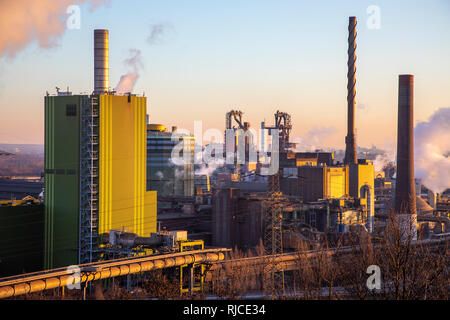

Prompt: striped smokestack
xmin=94 ymin=29 xmax=109 ymax=94
xmin=395 ymin=74 xmax=416 ymax=216
xmin=344 ymin=16 xmax=357 ymax=165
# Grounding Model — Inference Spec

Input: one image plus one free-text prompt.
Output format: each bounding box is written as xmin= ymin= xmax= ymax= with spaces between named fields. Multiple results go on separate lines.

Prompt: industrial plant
xmin=0 ymin=15 xmax=448 ymax=301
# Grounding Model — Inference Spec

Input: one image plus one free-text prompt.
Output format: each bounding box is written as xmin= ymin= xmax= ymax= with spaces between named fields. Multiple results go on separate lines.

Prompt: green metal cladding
xmin=44 ymin=96 xmax=85 ymax=269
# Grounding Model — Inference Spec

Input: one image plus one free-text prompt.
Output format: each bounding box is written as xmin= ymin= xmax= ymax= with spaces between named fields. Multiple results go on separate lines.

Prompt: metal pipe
xmin=208 ymin=238 xmax=448 ymax=275
xmin=103 ymin=231 xmax=164 ymax=247
xmin=0 ymin=249 xmax=227 ymax=299
xmin=344 ymin=16 xmax=357 ymax=164
xmin=94 ymin=29 xmax=109 ymax=94
xmin=134 ymin=236 xmax=163 ymax=247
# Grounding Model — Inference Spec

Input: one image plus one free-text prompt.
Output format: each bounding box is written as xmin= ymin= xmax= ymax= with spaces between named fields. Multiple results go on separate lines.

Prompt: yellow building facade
xmin=324 ymin=166 xmax=349 ymax=199
xmin=349 ymin=161 xmax=375 ymax=232
xmin=98 ymin=95 xmax=157 ymax=237
xmin=298 ymin=165 xmax=348 ymax=202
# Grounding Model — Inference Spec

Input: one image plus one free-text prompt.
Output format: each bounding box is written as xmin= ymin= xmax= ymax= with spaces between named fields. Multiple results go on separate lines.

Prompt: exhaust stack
xmin=394 ymin=74 xmax=417 ymax=240
xmin=344 ymin=16 xmax=357 ymax=165
xmin=94 ymin=29 xmax=109 ymax=94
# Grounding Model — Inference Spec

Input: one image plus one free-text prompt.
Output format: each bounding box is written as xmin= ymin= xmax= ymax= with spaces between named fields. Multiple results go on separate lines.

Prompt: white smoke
xmin=414 ymin=107 xmax=450 ymax=193
xmin=0 ymin=0 xmax=108 ymax=58
xmin=174 ymin=167 xmax=185 ymax=179
xmin=195 ymin=163 xmax=223 ymax=177
xmin=373 ymin=153 xmax=395 ymax=172
xmin=114 ymin=23 xmax=173 ymax=95
xmin=114 ymin=49 xmax=142 ymax=95
xmin=195 ymin=146 xmax=225 ymax=176
xmin=115 ymin=73 xmax=139 ymax=95
xmin=290 ymin=126 xmax=337 ymax=152
xmin=372 ymin=142 xmax=396 ymax=172
xmin=123 ymin=48 xmax=144 ymax=69
xmin=147 ymin=23 xmax=173 ymax=45
xmin=155 ymin=171 xmax=164 ymax=180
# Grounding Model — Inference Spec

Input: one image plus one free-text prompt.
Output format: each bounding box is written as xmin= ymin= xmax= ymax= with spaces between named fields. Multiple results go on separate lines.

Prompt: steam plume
xmin=0 ymin=0 xmax=108 ymax=58
xmin=414 ymin=107 xmax=450 ymax=193
xmin=147 ymin=23 xmax=173 ymax=45
xmin=195 ymin=162 xmax=224 ymax=177
xmin=373 ymin=142 xmax=396 ymax=172
xmin=114 ymin=49 xmax=142 ymax=95
xmin=291 ymin=126 xmax=337 ymax=152
xmin=195 ymin=145 xmax=225 ymax=176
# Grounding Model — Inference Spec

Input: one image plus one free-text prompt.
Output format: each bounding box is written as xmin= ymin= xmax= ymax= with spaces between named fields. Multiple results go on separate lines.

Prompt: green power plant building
xmin=44 ymin=30 xmax=157 ymax=269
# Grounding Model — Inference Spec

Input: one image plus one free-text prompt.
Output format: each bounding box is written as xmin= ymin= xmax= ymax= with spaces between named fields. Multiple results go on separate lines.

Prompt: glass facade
xmin=147 ymin=128 xmax=195 ymax=197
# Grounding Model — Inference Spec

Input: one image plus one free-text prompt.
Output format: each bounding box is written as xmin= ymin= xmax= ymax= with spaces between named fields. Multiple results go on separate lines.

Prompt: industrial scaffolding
xmin=79 ymin=96 xmax=100 ymax=264
xmin=264 ymin=171 xmax=286 ymax=298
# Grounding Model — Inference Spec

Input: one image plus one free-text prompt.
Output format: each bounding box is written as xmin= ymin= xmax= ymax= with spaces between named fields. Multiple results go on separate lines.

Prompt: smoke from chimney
xmin=114 ymin=49 xmax=143 ymax=95
xmin=0 ymin=0 xmax=108 ymax=59
xmin=147 ymin=23 xmax=173 ymax=45
xmin=414 ymin=107 xmax=450 ymax=193
xmin=290 ymin=126 xmax=337 ymax=152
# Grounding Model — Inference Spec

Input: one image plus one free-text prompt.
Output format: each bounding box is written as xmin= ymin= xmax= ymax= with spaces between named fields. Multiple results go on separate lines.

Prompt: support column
xmin=188 ymin=264 xmax=194 ymax=295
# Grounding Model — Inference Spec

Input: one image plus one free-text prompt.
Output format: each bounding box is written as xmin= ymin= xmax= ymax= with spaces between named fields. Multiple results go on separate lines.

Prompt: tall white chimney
xmin=94 ymin=29 xmax=109 ymax=94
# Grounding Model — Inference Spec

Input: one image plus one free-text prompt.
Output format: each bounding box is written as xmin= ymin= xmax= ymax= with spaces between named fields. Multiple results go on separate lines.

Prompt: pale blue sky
xmin=0 ymin=0 xmax=449 ymax=149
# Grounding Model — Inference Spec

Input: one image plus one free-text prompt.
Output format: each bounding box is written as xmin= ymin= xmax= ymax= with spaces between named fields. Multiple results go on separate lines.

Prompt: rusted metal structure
xmin=225 ymin=110 xmax=244 ymax=130
xmin=274 ymin=111 xmax=292 ymax=153
xmin=344 ymin=16 xmax=357 ymax=165
xmin=225 ymin=110 xmax=254 ymax=181
xmin=263 ymin=111 xmax=292 ymax=153
xmin=211 ymin=189 xmax=266 ymax=249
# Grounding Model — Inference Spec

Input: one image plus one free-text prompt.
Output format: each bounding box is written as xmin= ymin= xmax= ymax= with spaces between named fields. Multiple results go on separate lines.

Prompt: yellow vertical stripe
xmin=139 ymin=99 xmax=143 ymax=235
xmin=106 ymin=95 xmax=110 ymax=230
xmin=100 ymin=95 xmax=104 ymax=234
xmin=98 ymin=95 xmax=155 ymax=236
xmin=138 ymin=97 xmax=141 ymax=235
xmin=141 ymin=100 xmax=145 ymax=235
xmin=106 ymin=95 xmax=109 ymax=232
xmin=141 ymin=100 xmax=143 ymax=235
xmin=102 ymin=95 xmax=105 ymax=233
xmin=133 ymin=96 xmax=137 ymax=233
xmin=138 ymin=98 xmax=142 ymax=235
xmin=106 ymin=95 xmax=109 ymax=231
xmin=103 ymin=95 xmax=107 ymax=234
xmin=138 ymin=98 xmax=141 ymax=235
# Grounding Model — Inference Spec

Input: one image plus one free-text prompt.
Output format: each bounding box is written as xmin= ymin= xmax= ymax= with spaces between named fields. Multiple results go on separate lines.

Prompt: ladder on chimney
xmin=79 ymin=96 xmax=99 ymax=264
